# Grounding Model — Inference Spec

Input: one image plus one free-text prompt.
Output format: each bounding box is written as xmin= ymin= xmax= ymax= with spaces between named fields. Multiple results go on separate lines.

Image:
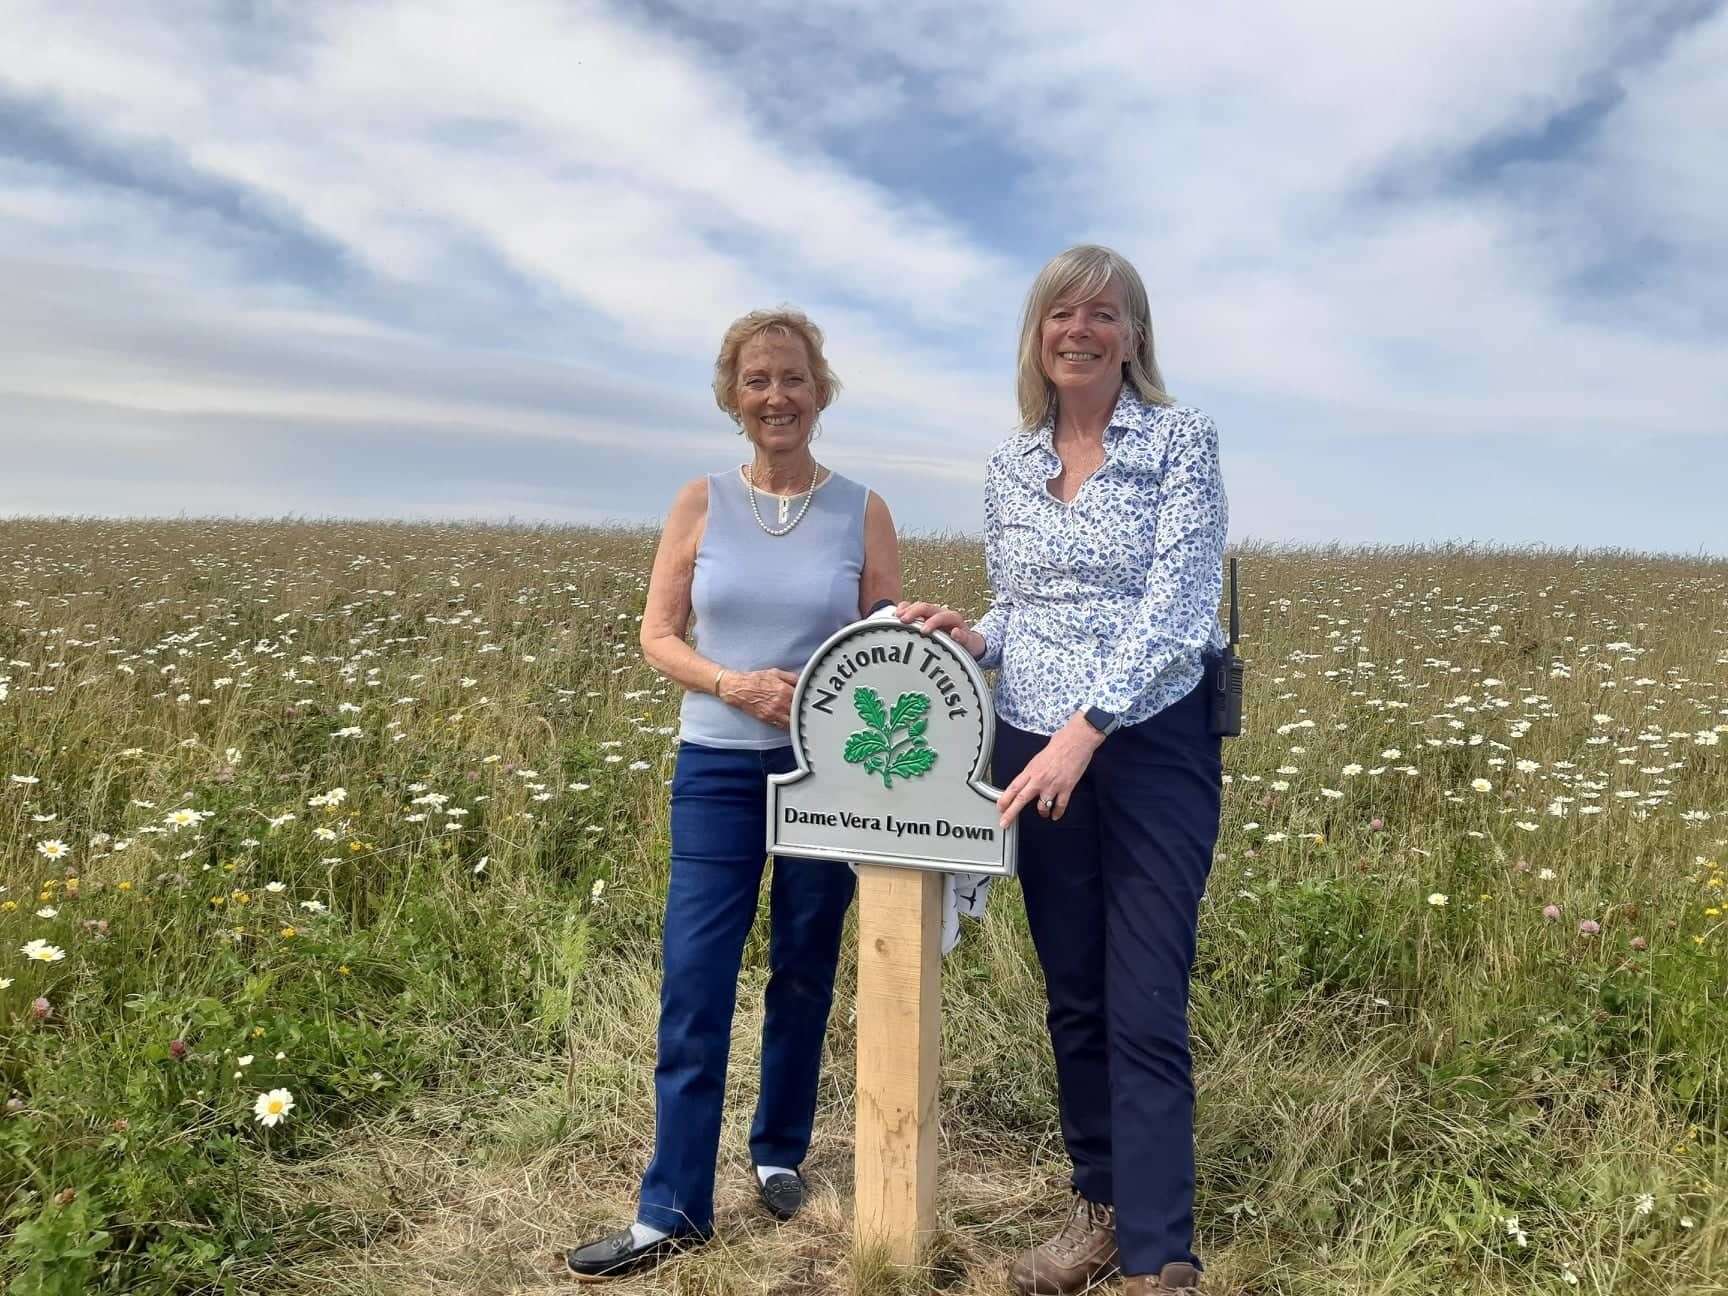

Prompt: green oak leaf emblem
xmin=843 ymin=687 xmax=937 ymax=788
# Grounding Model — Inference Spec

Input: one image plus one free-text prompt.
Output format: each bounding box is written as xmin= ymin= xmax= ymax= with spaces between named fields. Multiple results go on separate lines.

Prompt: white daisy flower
xmin=252 ymin=1088 xmax=295 ymax=1127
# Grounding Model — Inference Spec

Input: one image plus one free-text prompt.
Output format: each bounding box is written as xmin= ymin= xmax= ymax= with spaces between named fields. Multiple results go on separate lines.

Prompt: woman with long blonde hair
xmin=900 ymin=245 xmax=1228 ymax=1294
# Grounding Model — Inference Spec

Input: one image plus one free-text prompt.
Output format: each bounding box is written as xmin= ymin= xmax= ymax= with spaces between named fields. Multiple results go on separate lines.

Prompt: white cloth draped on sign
xmin=847 ymin=864 xmax=992 ymax=955
xmin=940 ymin=870 xmax=993 ymax=955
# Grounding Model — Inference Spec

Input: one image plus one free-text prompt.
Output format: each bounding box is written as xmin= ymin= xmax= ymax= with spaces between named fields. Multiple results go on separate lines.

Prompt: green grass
xmin=0 ymin=520 xmax=1723 ymax=1294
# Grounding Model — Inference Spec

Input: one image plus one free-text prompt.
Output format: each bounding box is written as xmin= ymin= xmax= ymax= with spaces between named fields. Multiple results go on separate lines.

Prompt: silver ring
xmin=1039 ymin=797 xmax=1055 ymax=810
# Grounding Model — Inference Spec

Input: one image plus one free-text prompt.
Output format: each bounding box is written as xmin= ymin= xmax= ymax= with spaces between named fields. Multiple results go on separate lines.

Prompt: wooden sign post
xmin=853 ymin=865 xmax=941 ymax=1261
xmin=768 ymin=611 xmax=1015 ymax=1264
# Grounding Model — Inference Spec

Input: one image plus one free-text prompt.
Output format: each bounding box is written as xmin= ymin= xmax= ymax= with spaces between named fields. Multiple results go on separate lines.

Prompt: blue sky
xmin=1 ymin=0 xmax=1724 ymax=550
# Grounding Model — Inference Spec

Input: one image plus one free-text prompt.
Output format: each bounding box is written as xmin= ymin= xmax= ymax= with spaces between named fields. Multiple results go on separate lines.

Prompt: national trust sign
xmin=768 ymin=610 xmax=1017 ymax=877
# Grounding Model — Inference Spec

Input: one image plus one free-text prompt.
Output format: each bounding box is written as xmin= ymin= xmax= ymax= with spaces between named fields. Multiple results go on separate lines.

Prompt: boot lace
xmin=1047 ymin=1194 xmax=1112 ymax=1262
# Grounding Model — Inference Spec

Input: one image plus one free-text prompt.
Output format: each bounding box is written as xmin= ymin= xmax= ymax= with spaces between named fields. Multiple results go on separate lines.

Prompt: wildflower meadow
xmin=0 ymin=519 xmax=1723 ymax=1294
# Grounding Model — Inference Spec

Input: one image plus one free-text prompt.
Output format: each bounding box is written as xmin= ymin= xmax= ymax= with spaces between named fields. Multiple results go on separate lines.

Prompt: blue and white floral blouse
xmin=972 ymin=385 xmax=1228 ymax=737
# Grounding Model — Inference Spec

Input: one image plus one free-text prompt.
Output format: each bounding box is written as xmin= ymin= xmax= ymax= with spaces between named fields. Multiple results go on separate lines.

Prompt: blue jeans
xmin=994 ymin=673 xmax=1223 ymax=1275
xmin=636 ymin=741 xmax=856 ymax=1236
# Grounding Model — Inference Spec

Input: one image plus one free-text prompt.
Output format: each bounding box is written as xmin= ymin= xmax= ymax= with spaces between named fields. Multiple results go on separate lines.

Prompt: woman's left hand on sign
xmin=996 ymin=716 xmax=1105 ymax=827
xmin=895 ymin=601 xmax=986 ymax=660
xmin=719 ymin=667 xmax=801 ymax=728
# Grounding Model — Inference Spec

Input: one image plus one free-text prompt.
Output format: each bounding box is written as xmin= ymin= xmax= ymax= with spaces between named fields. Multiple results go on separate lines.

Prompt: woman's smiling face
xmin=1039 ymin=279 xmax=1131 ymax=401
xmin=736 ymin=332 xmax=817 ymax=451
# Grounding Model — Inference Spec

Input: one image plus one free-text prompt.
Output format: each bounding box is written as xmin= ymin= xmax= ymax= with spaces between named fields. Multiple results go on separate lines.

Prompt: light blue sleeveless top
xmin=680 ymin=468 xmax=869 ymax=749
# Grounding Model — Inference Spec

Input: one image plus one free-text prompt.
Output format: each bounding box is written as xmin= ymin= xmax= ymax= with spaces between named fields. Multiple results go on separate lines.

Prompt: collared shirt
xmin=973 ymin=386 xmax=1228 ymax=736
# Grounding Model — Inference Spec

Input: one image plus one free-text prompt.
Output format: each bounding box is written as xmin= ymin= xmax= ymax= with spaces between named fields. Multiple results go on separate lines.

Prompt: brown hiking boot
xmin=1123 ymin=1261 xmax=1203 ymax=1293
xmin=1007 ymin=1194 xmax=1118 ymax=1295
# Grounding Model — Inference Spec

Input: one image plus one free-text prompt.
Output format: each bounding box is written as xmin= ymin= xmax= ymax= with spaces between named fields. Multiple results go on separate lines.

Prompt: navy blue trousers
xmin=994 ymin=677 xmax=1223 ymax=1275
xmin=636 ymin=741 xmax=856 ymax=1236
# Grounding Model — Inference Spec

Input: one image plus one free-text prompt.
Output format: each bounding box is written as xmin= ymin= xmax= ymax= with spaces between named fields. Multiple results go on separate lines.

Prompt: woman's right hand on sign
xmin=896 ymin=601 xmax=986 ymax=661
xmin=718 ymin=667 xmax=800 ymax=728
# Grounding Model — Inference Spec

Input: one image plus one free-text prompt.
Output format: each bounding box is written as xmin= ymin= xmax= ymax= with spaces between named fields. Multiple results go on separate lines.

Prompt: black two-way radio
xmin=1209 ymin=557 xmax=1244 ymax=738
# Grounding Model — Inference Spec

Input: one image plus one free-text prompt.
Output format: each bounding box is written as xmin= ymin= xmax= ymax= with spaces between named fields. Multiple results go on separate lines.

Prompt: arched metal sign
xmin=768 ymin=611 xmax=1016 ymax=877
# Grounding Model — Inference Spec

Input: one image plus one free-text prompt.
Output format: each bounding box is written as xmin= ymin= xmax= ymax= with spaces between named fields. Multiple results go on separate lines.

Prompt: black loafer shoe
xmin=755 ymin=1168 xmax=805 ymax=1221
xmin=563 ymin=1225 xmax=703 ymax=1282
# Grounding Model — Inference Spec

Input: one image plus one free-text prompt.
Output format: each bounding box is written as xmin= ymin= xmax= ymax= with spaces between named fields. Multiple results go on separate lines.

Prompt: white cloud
xmin=1564 ymin=6 xmax=1728 ymax=329
xmin=6 ymin=0 xmax=1008 ymax=333
xmin=1 ymin=0 xmax=1015 ymax=469
xmin=716 ymin=0 xmax=1724 ymax=432
xmin=0 ymin=0 xmax=1722 ymax=547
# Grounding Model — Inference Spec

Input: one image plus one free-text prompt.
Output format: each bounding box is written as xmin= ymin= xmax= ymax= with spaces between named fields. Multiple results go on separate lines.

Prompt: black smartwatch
xmin=1082 ymin=706 xmax=1122 ymax=737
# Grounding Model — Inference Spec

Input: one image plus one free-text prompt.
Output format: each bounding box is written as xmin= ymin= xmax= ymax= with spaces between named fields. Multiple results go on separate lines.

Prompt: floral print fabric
xmin=973 ymin=386 xmax=1228 ymax=737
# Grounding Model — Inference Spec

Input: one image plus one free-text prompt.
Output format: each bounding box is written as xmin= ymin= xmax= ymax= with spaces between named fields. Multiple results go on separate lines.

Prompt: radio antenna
xmin=1228 ymin=556 xmax=1240 ymax=649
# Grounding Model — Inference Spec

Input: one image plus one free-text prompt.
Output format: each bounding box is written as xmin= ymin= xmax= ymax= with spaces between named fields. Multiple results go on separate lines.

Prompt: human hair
xmin=712 ymin=307 xmax=842 ymax=426
xmin=1014 ymin=244 xmax=1172 ymax=431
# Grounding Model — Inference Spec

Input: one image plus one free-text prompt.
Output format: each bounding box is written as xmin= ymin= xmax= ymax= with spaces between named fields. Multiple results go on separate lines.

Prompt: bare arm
xmin=639 ymin=478 xmax=713 ymax=690
xmin=638 ymin=477 xmax=798 ymax=728
xmin=858 ymin=489 xmax=902 ymax=616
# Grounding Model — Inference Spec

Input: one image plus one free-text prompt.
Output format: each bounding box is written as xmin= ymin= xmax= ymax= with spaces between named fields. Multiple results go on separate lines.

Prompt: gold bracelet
xmin=713 ymin=667 xmax=727 ymax=696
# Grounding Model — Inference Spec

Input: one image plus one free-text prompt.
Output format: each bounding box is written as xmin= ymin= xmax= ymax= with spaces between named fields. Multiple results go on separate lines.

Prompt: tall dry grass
xmin=0 ymin=519 xmax=1723 ymax=1294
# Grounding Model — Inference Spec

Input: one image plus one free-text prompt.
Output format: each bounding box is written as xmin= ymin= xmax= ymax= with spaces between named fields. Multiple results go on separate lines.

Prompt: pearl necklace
xmin=746 ymin=460 xmax=819 ymax=537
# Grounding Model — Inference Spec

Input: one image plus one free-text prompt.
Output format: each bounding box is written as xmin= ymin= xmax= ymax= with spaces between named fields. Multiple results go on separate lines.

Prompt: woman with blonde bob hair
xmin=901 ymin=246 xmax=1228 ymax=1294
xmin=566 ymin=308 xmax=899 ymax=1281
